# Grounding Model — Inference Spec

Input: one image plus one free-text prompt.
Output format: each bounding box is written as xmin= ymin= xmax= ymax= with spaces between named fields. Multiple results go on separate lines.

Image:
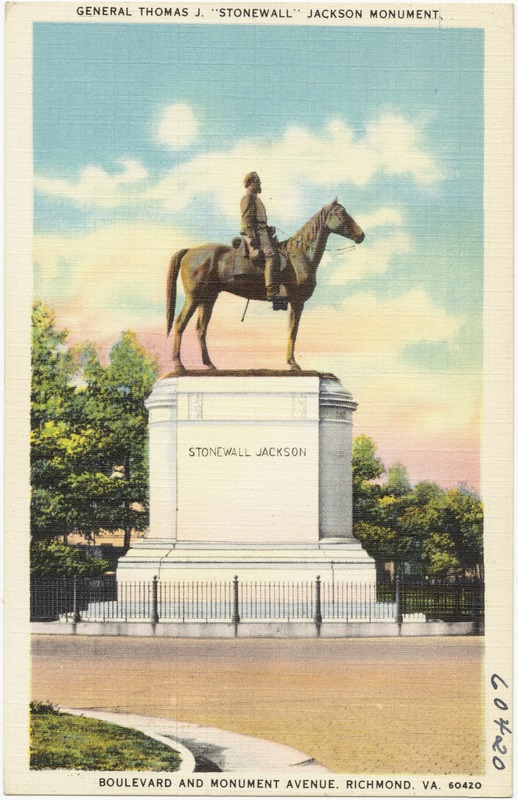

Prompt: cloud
xmin=33 ymin=221 xmax=192 ymax=339
xmin=304 ymin=288 xmax=463 ymax=356
xmin=358 ymin=207 xmax=405 ymax=229
xmin=364 ymin=113 xmax=443 ymax=185
xmin=327 ymin=229 xmax=412 ymax=284
xmin=148 ymin=114 xmax=443 ymax=223
xmin=35 ymin=159 xmax=148 ymax=208
xmin=156 ymin=103 xmax=198 ymax=150
xmin=34 ymin=113 xmax=443 ymax=219
xmin=197 ymin=287 xmax=463 ymax=369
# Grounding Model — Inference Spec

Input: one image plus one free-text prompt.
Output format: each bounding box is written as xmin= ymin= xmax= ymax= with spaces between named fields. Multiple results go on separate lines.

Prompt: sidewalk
xmin=62 ymin=708 xmax=330 ymax=773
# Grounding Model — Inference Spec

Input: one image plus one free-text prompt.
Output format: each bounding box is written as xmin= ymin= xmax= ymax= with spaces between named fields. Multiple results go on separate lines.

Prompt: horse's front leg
xmin=287 ymin=301 xmax=304 ymax=371
xmin=196 ymin=297 xmax=217 ymax=369
xmin=172 ymin=296 xmax=198 ymax=372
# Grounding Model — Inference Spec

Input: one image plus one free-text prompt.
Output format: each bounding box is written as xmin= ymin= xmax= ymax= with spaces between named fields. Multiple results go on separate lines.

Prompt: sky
xmin=33 ymin=22 xmax=484 ymax=491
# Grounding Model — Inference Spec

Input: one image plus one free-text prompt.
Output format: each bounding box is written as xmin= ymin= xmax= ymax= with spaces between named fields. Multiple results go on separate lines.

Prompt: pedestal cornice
xmin=160 ymin=369 xmax=338 ymax=379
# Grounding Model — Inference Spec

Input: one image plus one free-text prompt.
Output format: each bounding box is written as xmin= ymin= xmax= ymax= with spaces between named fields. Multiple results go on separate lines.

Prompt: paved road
xmin=32 ymin=636 xmax=483 ymax=774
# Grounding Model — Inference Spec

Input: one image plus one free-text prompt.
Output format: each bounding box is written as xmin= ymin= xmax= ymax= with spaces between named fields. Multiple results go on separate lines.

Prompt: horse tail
xmin=166 ymin=249 xmax=188 ymax=336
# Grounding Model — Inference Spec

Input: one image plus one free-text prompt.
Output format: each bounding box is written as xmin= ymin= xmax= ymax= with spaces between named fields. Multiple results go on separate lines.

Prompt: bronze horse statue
xmin=166 ymin=199 xmax=364 ymax=371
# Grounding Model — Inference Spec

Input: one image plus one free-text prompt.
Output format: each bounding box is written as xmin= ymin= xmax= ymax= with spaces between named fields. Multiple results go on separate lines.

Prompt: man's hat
xmin=243 ymin=171 xmax=260 ymax=187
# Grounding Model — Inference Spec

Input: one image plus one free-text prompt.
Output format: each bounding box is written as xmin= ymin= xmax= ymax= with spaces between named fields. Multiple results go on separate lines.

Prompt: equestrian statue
xmin=166 ymin=172 xmax=365 ymax=372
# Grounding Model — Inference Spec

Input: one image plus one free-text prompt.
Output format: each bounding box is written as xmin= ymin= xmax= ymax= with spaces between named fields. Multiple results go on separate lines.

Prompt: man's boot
xmin=265 ymin=255 xmax=287 ymax=309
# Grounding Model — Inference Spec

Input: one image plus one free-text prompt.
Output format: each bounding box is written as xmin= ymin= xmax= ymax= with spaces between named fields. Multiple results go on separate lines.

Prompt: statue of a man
xmin=240 ymin=172 xmax=282 ymax=302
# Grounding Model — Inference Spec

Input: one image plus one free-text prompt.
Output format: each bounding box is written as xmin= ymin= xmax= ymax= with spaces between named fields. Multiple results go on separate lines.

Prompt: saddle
xmin=231 ymin=235 xmax=261 ymax=265
xmin=231 ymin=226 xmax=279 ymax=268
xmin=232 ymin=234 xmax=264 ymax=270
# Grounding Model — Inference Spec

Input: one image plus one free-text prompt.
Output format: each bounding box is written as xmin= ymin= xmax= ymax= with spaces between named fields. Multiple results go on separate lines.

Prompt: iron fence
xmin=30 ymin=575 xmax=484 ymax=629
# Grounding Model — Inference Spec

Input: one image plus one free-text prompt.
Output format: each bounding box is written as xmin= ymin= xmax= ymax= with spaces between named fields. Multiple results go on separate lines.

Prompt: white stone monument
xmin=117 ymin=371 xmax=376 ymax=582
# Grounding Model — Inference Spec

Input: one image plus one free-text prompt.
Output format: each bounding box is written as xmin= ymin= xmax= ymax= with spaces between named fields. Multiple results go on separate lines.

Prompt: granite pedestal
xmin=117 ymin=371 xmax=375 ymax=582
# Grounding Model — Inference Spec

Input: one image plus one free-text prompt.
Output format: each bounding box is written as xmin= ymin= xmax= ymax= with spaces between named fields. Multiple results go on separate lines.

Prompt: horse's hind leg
xmin=196 ymin=297 xmax=217 ymax=369
xmin=172 ymin=295 xmax=198 ymax=372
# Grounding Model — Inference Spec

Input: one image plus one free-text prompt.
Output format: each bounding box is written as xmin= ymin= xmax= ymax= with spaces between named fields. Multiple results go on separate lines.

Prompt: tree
xmin=391 ymin=481 xmax=447 ymax=572
xmin=30 ymin=541 xmax=109 ymax=579
xmin=31 ymin=303 xmax=78 ymax=541
xmin=352 ymin=434 xmax=384 ymax=530
xmin=385 ymin=462 xmax=412 ymax=497
xmin=31 ymin=308 xmax=112 ymax=543
xmin=351 ymin=433 xmax=484 ymax=577
xmin=31 ymin=302 xmax=75 ymax=428
xmin=352 ymin=434 xmax=384 ymax=484
xmin=351 ymin=437 xmax=411 ymax=574
xmin=78 ymin=332 xmax=159 ymax=548
xmin=354 ymin=521 xmax=398 ymax=564
xmin=423 ymin=486 xmax=483 ymax=575
xmin=31 ymin=303 xmax=159 ymax=550
xmin=355 ymin=482 xmax=424 ymax=569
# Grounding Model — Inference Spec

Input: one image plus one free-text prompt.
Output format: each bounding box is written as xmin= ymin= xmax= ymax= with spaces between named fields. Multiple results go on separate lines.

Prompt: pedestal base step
xmin=117 ymin=538 xmax=376 ymax=583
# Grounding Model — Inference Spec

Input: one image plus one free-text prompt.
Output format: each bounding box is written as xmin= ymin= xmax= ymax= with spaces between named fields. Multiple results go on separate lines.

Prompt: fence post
xmin=472 ymin=577 xmax=483 ymax=634
xmin=454 ymin=578 xmax=462 ymax=619
xmin=395 ymin=564 xmax=403 ymax=631
xmin=151 ymin=575 xmax=159 ymax=625
xmin=232 ymin=575 xmax=240 ymax=635
xmin=72 ymin=576 xmax=81 ymax=624
xmin=314 ymin=575 xmax=322 ymax=636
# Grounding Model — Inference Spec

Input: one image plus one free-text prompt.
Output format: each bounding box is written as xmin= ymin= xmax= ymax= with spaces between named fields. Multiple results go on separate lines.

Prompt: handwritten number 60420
xmin=491 ymin=674 xmax=511 ymax=771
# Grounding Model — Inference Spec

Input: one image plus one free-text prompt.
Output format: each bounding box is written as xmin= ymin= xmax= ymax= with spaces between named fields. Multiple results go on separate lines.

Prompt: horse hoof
xmin=172 ymin=361 xmax=186 ymax=374
xmin=289 ymin=362 xmax=302 ymax=372
xmin=205 ymin=363 xmax=217 ymax=371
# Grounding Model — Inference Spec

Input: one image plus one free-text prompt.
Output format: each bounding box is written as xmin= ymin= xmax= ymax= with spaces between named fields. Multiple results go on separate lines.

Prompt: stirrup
xmin=271 ymin=297 xmax=289 ymax=311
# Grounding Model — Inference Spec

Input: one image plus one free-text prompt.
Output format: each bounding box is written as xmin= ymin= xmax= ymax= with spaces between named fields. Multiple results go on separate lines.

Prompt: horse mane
xmin=279 ymin=202 xmax=334 ymax=250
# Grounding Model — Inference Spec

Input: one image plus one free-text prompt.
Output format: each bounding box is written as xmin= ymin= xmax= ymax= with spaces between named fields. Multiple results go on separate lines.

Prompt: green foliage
xmin=352 ymin=435 xmax=384 ymax=535
xmin=30 ymin=303 xmax=159 ymax=547
xmin=354 ymin=521 xmax=398 ymax=563
xmin=385 ymin=462 xmax=412 ymax=497
xmin=30 ymin=541 xmax=110 ymax=579
xmin=352 ymin=434 xmax=384 ymax=483
xmin=352 ymin=435 xmax=483 ymax=575
xmin=30 ymin=711 xmax=181 ymax=771
xmin=31 ymin=304 xmax=77 ymax=540
xmin=31 ymin=302 xmax=75 ymax=428
xmin=75 ymin=332 xmax=159 ymax=544
xmin=420 ymin=486 xmax=484 ymax=573
xmin=421 ymin=533 xmax=459 ymax=574
xmin=30 ymin=701 xmax=60 ymax=716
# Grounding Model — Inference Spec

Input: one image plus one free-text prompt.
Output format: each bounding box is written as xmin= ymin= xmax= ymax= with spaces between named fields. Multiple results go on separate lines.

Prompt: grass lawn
xmin=30 ymin=705 xmax=181 ymax=771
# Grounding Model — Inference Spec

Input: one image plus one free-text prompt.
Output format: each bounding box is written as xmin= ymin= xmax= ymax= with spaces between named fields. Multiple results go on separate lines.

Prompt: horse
xmin=166 ymin=199 xmax=364 ymax=372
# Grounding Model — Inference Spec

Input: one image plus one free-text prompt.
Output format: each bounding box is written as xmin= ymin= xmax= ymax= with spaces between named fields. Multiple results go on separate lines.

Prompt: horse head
xmin=325 ymin=199 xmax=365 ymax=244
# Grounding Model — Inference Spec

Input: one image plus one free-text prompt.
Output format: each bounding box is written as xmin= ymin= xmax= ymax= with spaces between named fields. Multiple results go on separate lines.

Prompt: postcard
xmin=4 ymin=1 xmax=513 ymax=797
